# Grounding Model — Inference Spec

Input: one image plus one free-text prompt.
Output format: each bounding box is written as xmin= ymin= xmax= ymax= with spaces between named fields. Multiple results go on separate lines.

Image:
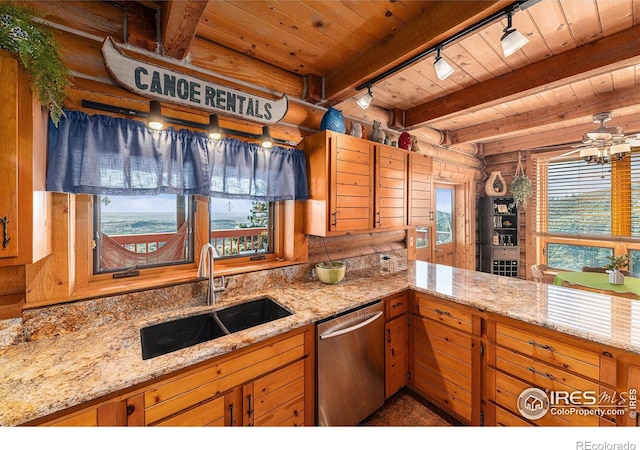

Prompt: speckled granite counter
xmin=1 ymin=260 xmax=639 ymax=426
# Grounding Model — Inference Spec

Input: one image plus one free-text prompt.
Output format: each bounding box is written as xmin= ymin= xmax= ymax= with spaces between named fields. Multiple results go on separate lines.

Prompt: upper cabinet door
xmin=0 ymin=50 xmax=52 ymax=267
xmin=374 ymin=145 xmax=408 ymax=230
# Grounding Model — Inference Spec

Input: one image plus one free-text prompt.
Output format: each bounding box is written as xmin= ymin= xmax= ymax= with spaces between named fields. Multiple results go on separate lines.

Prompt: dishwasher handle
xmin=318 ymin=311 xmax=383 ymax=340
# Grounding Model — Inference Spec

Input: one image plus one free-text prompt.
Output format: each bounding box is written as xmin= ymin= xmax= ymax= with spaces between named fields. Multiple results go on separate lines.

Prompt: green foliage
xmin=0 ymin=3 xmax=71 ymax=125
xmin=510 ymin=175 xmax=532 ymax=208
xmin=604 ymin=254 xmax=629 ymax=271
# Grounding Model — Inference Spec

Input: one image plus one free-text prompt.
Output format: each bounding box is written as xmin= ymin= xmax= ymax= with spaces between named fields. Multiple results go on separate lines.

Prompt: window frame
xmin=533 ymin=149 xmax=640 ymax=272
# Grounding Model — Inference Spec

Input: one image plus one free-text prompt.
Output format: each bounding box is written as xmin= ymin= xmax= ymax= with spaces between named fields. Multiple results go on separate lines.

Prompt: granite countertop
xmin=1 ymin=261 xmax=639 ymax=426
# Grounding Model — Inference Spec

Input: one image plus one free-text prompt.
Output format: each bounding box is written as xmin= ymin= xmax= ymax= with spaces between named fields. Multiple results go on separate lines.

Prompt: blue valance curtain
xmin=46 ymin=110 xmax=308 ymax=201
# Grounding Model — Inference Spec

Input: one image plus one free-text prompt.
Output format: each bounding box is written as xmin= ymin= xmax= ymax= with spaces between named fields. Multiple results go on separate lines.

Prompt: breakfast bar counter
xmin=1 ymin=261 xmax=639 ymax=426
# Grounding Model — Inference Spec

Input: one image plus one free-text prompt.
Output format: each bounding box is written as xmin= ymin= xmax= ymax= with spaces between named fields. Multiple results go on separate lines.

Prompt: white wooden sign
xmin=101 ymin=37 xmax=288 ymax=124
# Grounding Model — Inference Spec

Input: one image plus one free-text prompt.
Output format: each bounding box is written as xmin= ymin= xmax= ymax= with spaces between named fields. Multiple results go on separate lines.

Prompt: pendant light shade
xmin=501 ymin=11 xmax=529 ymax=57
xmin=207 ymin=114 xmax=223 ymax=140
xmin=260 ymin=126 xmax=273 ymax=148
xmin=146 ymin=100 xmax=165 ymax=130
xmin=434 ymin=48 xmax=454 ymax=81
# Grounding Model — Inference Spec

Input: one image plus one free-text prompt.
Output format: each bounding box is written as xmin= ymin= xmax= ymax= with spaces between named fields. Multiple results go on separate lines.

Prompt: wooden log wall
xmin=308 ymin=231 xmax=407 ymax=265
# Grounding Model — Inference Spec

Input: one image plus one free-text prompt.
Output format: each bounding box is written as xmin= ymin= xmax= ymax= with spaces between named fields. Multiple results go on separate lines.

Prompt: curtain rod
xmin=80 ymin=100 xmax=298 ymax=147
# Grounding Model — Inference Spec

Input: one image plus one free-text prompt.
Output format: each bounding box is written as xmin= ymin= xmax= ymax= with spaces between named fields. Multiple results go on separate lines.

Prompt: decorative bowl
xmin=315 ymin=261 xmax=346 ymax=284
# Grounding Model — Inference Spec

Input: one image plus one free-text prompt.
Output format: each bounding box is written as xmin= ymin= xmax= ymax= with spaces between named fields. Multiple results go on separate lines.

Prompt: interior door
xmin=433 ymin=185 xmax=455 ymax=266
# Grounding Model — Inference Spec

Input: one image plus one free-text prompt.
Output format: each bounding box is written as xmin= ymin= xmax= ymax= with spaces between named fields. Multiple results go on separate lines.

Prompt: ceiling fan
xmin=556 ymin=112 xmax=640 ymax=163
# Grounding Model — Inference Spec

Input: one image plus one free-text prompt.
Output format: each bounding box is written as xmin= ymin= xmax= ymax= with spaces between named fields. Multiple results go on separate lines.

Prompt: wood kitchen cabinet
xmin=35 ymin=326 xmax=313 ymax=427
xmin=301 ymin=131 xmax=410 ymax=236
xmin=484 ymin=319 xmax=619 ymax=426
xmin=407 ymin=152 xmax=432 ymax=226
xmin=0 ymin=51 xmax=51 ymax=268
xmin=384 ymin=291 xmax=409 ymax=399
xmin=409 ymin=291 xmax=482 ymax=425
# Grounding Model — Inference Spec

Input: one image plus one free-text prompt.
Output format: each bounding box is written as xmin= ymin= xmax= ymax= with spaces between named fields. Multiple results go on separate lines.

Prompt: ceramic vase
xmin=609 ymin=269 xmax=624 ymax=285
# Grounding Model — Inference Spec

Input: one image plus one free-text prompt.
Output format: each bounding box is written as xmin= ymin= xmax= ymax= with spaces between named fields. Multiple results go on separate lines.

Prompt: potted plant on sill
xmin=604 ymin=254 xmax=629 ymax=285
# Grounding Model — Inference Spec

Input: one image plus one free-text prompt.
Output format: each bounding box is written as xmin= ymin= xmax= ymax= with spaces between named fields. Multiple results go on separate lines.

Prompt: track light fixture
xmin=501 ymin=9 xmax=529 ymax=57
xmin=146 ymin=100 xmax=165 ymax=130
xmin=259 ymin=126 xmax=273 ymax=148
xmin=434 ymin=47 xmax=454 ymax=81
xmin=354 ymin=0 xmax=535 ymax=95
xmin=207 ymin=114 xmax=223 ymax=140
xmin=357 ymin=85 xmax=373 ymax=109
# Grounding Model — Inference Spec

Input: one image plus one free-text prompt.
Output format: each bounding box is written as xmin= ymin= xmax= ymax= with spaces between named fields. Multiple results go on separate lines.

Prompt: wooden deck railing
xmin=108 ymin=227 xmax=268 ymax=257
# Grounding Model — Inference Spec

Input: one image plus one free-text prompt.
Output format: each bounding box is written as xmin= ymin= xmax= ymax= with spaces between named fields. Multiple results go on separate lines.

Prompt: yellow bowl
xmin=315 ymin=262 xmax=346 ymax=284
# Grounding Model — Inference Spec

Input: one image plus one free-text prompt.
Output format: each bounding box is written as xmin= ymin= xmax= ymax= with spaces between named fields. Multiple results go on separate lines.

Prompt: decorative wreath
xmin=0 ymin=3 xmax=71 ymax=125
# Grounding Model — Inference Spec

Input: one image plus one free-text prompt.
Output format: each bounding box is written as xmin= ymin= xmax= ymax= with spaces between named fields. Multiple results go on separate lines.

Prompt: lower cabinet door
xmin=385 ymin=314 xmax=408 ymax=398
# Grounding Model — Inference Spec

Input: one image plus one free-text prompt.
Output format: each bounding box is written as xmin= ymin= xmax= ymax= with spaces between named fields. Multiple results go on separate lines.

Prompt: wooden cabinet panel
xmin=385 ymin=314 xmax=408 ymax=398
xmin=408 ymin=153 xmax=432 ymax=226
xmin=302 ymin=131 xmax=412 ymax=235
xmin=144 ymin=333 xmax=305 ymax=424
xmin=409 ymin=293 xmax=481 ymax=425
xmin=384 ymin=291 xmax=408 ymax=319
xmin=0 ymin=51 xmax=51 ymax=269
xmin=496 ymin=323 xmax=601 ymax=380
xmin=253 ymin=360 xmax=305 ymax=426
xmin=153 ymin=396 xmax=225 ymax=427
xmin=413 ymin=292 xmax=475 ymax=334
xmin=46 ymin=409 xmax=98 ymax=427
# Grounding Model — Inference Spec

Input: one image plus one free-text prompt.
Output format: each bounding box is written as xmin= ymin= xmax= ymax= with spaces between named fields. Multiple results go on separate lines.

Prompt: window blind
xmin=534 ymin=150 xmax=640 ymax=237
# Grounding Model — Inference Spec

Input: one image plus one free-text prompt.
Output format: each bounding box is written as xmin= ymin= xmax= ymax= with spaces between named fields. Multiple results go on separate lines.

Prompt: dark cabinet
xmin=479 ymin=197 xmax=519 ymax=277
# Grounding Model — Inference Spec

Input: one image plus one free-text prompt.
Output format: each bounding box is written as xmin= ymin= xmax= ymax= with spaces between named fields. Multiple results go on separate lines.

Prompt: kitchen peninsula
xmin=1 ymin=261 xmax=639 ymax=427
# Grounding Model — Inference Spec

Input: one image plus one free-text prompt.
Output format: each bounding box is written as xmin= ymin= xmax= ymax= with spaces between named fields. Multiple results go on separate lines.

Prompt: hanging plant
xmin=0 ymin=3 xmax=71 ymax=125
xmin=510 ymin=152 xmax=532 ymax=208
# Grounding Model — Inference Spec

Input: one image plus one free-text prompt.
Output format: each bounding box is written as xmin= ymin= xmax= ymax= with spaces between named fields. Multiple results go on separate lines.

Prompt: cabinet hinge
xmin=407 ymin=370 xmax=411 ymax=380
xmin=480 ymin=410 xmax=484 ymax=426
xmin=480 ymin=343 xmax=485 ymax=356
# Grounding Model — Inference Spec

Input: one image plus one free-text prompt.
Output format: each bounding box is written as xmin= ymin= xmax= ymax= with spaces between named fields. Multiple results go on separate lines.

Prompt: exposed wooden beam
xmin=405 ymin=25 xmax=640 ymax=129
xmin=482 ymin=111 xmax=640 ymax=155
xmin=451 ymin=85 xmax=640 ymax=144
xmin=161 ymin=0 xmax=208 ymax=60
xmin=323 ymin=1 xmax=509 ymax=105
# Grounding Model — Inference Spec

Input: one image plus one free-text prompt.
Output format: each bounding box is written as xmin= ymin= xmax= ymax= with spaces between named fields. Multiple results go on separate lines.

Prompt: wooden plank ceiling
xmin=24 ymin=0 xmax=640 ymax=156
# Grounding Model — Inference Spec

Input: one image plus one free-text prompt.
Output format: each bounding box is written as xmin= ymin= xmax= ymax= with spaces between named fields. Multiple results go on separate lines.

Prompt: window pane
xmin=95 ymin=194 xmax=192 ymax=273
xmin=547 ymin=159 xmax=611 ymax=235
xmin=210 ymin=198 xmax=272 ymax=258
xmin=435 ymin=188 xmax=453 ymax=245
xmin=546 ymin=243 xmax=612 ymax=271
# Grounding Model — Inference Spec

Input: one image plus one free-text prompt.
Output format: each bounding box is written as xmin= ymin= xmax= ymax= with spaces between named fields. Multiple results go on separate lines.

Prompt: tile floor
xmin=361 ymin=388 xmax=460 ymax=426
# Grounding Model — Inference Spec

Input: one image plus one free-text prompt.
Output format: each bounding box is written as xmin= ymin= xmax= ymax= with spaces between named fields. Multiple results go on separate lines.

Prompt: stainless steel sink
xmin=140 ymin=297 xmax=292 ymax=359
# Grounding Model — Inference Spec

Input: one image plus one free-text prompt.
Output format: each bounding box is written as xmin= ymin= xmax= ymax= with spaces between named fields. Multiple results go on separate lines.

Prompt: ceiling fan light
xmin=501 ymin=28 xmax=529 ymax=57
xmin=357 ymin=87 xmax=373 ymax=109
xmin=146 ymin=100 xmax=165 ymax=130
xmin=579 ymin=147 xmax=600 ymax=158
xmin=434 ymin=55 xmax=454 ymax=81
xmin=610 ymin=143 xmax=631 ymax=155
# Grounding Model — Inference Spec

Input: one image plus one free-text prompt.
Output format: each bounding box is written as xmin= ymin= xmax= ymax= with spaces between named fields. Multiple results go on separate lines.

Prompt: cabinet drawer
xmin=492 ymin=248 xmax=519 ymax=260
xmin=489 ymin=367 xmax=609 ymax=426
xmin=495 ymin=346 xmax=599 ymax=393
xmin=384 ymin=292 xmax=408 ymax=319
xmin=144 ymin=333 xmax=305 ymax=425
xmin=153 ymin=396 xmax=225 ymax=427
xmin=414 ymin=293 xmax=474 ymax=334
xmin=496 ymin=323 xmax=602 ymax=381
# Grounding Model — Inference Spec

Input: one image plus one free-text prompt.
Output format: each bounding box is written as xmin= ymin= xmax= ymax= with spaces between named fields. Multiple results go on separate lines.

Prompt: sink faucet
xmin=197 ymin=243 xmax=223 ymax=306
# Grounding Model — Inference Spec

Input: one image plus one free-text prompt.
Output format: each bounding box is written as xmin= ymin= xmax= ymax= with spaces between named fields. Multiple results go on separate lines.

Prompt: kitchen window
xmin=93 ymin=194 xmax=194 ymax=274
xmin=533 ymin=150 xmax=640 ymax=271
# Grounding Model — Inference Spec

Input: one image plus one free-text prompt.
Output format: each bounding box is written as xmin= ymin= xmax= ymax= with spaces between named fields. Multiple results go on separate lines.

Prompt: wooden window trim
xmin=24 ymin=195 xmax=307 ymax=308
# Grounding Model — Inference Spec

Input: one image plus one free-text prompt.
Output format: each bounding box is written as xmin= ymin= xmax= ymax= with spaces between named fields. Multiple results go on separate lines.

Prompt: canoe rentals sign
xmin=101 ymin=37 xmax=288 ymax=124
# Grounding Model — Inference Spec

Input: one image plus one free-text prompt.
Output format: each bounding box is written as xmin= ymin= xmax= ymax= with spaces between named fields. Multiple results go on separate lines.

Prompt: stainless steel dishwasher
xmin=316 ymin=300 xmax=385 ymax=426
